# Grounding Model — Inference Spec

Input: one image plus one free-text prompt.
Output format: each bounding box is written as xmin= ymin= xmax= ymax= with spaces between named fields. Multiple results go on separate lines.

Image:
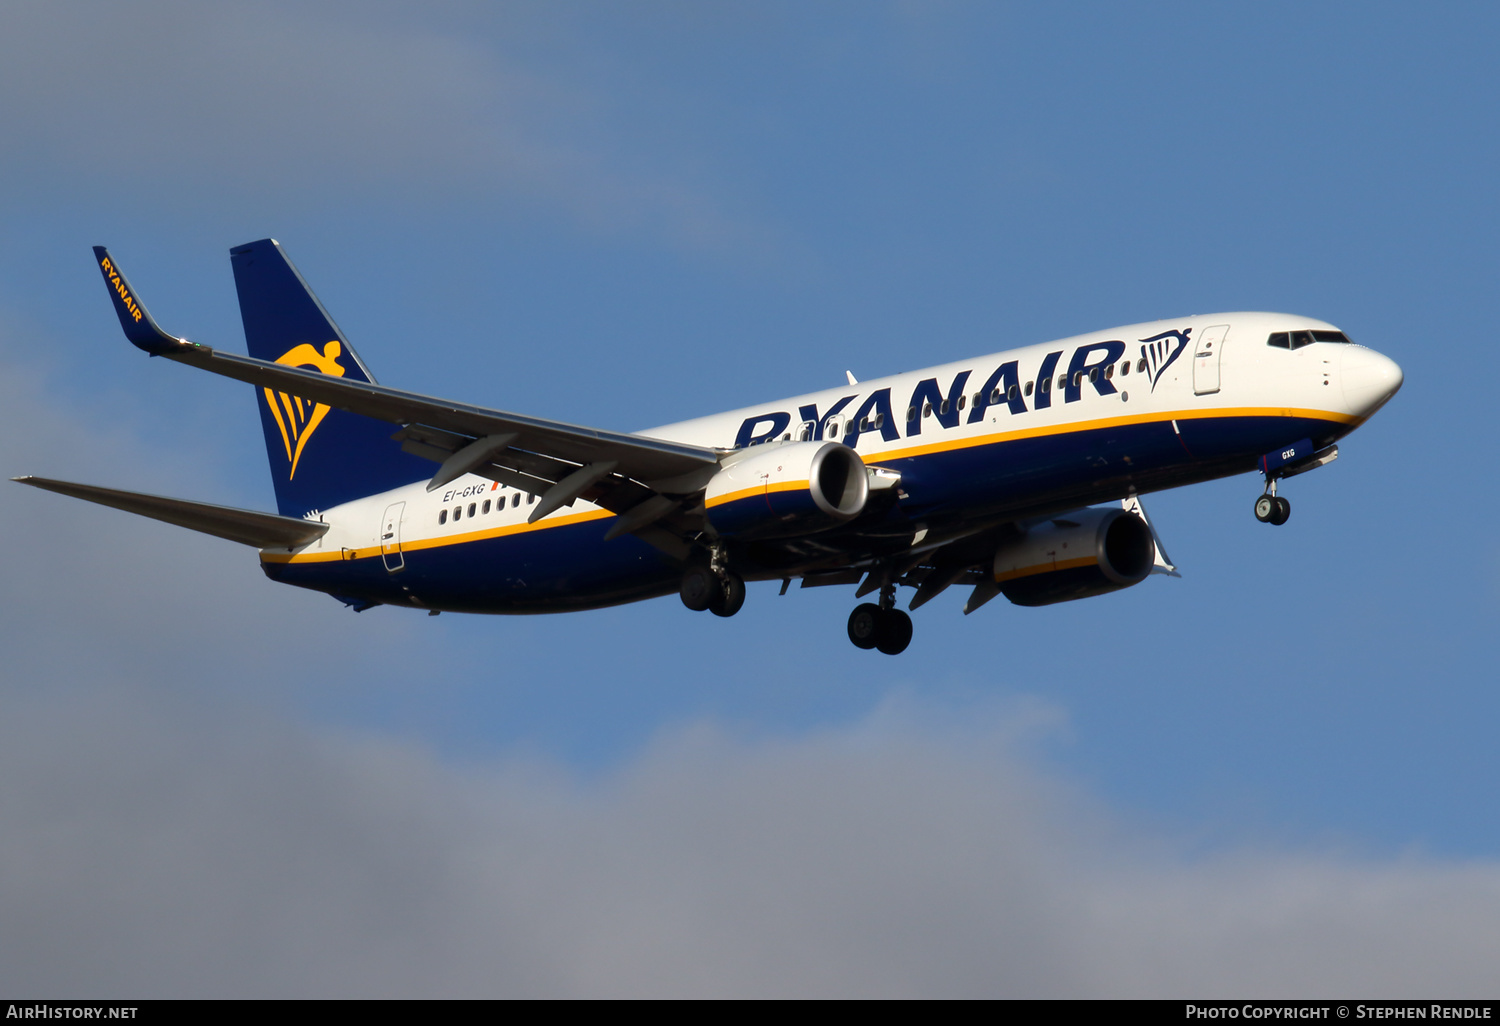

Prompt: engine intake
xmin=705 ymin=441 xmax=868 ymax=539
xmin=994 ymin=506 xmax=1155 ymax=607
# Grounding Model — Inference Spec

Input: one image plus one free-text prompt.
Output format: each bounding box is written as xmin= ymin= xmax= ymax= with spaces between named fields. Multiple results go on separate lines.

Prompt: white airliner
xmin=15 ymin=241 xmax=1403 ymax=654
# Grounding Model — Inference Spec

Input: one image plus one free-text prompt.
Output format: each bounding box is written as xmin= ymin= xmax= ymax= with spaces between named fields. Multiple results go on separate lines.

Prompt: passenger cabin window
xmin=514 ymin=493 xmax=522 ymax=508
xmin=482 ymin=499 xmax=491 ymax=514
xmin=438 ymin=509 xmax=447 ymax=525
xmin=1024 ymin=381 xmax=1034 ymax=396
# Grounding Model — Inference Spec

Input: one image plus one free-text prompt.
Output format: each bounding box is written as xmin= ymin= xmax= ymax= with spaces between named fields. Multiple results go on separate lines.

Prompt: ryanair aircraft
xmin=16 ymin=241 xmax=1403 ymax=655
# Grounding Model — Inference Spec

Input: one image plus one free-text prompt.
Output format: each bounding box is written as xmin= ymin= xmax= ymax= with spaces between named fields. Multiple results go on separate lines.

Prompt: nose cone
xmin=1341 ymin=346 xmax=1403 ymax=418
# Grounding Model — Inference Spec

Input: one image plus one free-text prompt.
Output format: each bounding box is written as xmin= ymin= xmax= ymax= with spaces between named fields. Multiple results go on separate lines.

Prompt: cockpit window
xmin=1270 ymin=329 xmax=1353 ymax=350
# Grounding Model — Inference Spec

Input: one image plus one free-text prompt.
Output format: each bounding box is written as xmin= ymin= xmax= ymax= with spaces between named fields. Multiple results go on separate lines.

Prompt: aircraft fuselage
xmin=259 ymin=311 xmax=1400 ymax=614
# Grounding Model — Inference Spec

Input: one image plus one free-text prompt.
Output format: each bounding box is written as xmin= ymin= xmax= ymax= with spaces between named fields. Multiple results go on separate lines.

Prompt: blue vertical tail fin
xmin=229 ymin=239 xmax=431 ymax=517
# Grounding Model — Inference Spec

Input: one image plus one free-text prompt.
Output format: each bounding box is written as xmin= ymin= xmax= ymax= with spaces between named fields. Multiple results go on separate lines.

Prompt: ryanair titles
xmin=733 ymin=330 xmax=1191 ymax=450
xmin=97 ymin=256 xmax=143 ymax=323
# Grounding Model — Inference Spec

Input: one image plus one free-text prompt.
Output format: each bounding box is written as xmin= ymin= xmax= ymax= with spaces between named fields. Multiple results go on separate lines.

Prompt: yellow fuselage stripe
xmin=866 ymin=405 xmax=1357 ymax=464
xmin=263 ymin=507 xmax=614 ymax=564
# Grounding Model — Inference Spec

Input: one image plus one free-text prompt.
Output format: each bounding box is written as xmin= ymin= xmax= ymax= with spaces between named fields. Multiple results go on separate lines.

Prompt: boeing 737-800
xmin=14 ymin=240 xmax=1403 ymax=655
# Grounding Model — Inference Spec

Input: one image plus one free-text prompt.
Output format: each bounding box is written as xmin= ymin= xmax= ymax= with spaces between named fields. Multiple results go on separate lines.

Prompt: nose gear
xmin=1254 ymin=489 xmax=1291 ymax=526
xmin=1253 ymin=440 xmax=1336 ymax=526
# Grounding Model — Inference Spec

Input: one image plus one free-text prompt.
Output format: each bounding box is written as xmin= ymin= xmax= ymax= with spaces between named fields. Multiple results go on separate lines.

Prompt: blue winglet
xmin=92 ymin=246 xmax=190 ymax=355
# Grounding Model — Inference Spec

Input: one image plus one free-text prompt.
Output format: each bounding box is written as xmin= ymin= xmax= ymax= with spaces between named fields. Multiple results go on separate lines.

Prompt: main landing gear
xmin=680 ymin=557 xmax=746 ymax=618
xmin=847 ymin=580 xmax=912 ymax=655
xmin=1254 ymin=479 xmax=1291 ymax=526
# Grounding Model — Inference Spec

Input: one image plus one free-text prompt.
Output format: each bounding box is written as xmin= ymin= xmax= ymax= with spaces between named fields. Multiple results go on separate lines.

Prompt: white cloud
xmin=0 ymin=1 xmax=776 ymax=254
xmin=2 ymin=685 xmax=1499 ymax=998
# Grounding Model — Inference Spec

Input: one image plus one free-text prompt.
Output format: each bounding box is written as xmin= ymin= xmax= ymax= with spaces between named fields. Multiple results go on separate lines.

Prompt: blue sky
xmin=2 ymin=1 xmax=1498 ymax=996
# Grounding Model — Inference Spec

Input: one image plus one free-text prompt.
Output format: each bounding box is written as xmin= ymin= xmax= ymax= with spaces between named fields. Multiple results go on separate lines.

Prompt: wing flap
xmin=13 ymin=477 xmax=329 ymax=550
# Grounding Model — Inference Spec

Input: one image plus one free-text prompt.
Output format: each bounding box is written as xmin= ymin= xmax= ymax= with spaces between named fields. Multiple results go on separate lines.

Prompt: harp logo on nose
xmin=1139 ymin=328 xmax=1191 ymax=392
xmin=263 ymin=341 xmax=347 ymax=479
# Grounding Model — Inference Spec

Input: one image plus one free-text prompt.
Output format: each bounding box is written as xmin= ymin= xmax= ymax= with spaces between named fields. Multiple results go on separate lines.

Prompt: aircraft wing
xmin=13 ymin=476 xmax=329 ymax=549
xmin=94 ymin=247 xmax=721 ymax=529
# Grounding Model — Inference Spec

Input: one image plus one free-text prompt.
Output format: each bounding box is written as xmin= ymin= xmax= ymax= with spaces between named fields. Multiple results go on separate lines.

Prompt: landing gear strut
xmin=847 ymin=579 xmax=912 ymax=655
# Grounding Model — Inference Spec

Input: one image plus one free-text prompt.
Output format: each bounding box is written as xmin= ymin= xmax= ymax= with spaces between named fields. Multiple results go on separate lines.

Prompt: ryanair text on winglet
xmin=99 ymin=255 xmax=143 ymax=323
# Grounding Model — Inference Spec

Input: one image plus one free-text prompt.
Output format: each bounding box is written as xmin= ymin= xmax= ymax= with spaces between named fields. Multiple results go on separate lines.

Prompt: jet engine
xmin=994 ymin=506 xmax=1155 ymax=606
xmin=705 ymin=441 xmax=868 ymax=539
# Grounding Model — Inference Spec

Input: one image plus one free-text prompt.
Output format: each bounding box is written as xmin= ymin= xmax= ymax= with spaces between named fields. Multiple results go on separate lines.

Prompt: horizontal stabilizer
xmin=12 ymin=476 xmax=329 ymax=550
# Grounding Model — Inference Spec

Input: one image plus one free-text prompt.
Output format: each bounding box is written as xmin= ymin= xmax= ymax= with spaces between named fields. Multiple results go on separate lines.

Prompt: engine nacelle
xmin=994 ymin=507 xmax=1155 ymax=607
xmin=705 ymin=441 xmax=869 ymax=539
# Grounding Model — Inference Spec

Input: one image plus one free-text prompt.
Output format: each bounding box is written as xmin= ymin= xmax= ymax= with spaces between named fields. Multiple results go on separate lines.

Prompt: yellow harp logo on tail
xmin=264 ymin=341 xmax=347 ymax=480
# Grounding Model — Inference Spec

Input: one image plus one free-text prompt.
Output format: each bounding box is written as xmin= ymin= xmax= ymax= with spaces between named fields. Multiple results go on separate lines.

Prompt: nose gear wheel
xmin=1254 ymin=493 xmax=1290 ymax=525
